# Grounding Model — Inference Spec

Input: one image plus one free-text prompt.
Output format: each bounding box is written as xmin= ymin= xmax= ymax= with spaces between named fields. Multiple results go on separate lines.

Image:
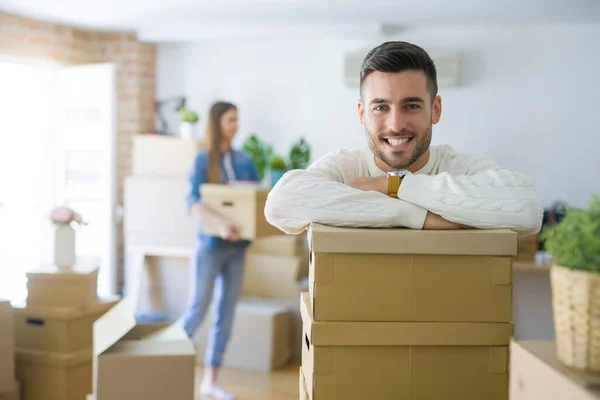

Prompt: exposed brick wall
xmin=0 ymin=11 xmax=156 ymax=288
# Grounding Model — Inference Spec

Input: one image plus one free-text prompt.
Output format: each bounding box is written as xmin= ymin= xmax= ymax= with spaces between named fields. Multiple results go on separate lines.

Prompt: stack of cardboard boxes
xmin=0 ymin=299 xmax=18 ymax=400
xmin=300 ymin=223 xmax=518 ymax=399
xmin=13 ymin=263 xmax=118 ymax=400
xmin=125 ymin=134 xmax=205 ymax=248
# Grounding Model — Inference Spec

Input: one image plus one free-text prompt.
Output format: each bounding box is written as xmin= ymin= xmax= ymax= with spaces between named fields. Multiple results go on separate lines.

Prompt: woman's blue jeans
xmin=181 ymin=244 xmax=246 ymax=367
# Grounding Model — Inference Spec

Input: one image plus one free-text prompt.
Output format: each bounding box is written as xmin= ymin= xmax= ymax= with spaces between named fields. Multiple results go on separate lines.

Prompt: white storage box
xmin=132 ymin=134 xmax=204 ymax=177
xmin=124 ymin=176 xmax=195 ymax=247
xmin=195 ymin=298 xmax=291 ymax=371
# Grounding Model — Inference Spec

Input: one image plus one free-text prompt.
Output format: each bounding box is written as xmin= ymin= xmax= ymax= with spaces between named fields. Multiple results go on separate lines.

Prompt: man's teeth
xmin=387 ymin=138 xmax=410 ymax=146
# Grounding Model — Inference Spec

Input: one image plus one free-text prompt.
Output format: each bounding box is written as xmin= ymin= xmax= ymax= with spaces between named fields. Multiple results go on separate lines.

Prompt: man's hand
xmin=423 ymin=211 xmax=469 ymax=230
xmin=349 ymin=177 xmax=388 ymax=195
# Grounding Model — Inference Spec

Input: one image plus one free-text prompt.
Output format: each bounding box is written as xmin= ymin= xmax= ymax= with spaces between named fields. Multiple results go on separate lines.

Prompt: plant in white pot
xmin=541 ymin=194 xmax=600 ymax=371
xmin=179 ymin=107 xmax=200 ymax=140
xmin=49 ymin=206 xmax=87 ymax=269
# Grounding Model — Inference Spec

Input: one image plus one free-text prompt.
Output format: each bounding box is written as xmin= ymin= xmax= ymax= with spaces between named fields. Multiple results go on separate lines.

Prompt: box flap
xmin=105 ymin=339 xmax=195 ymax=356
xmin=308 ymin=223 xmax=517 ymax=255
xmin=141 ymin=322 xmax=191 ymax=341
xmin=93 ymin=299 xmax=137 ymax=356
xmin=301 ymin=293 xmax=512 ymax=346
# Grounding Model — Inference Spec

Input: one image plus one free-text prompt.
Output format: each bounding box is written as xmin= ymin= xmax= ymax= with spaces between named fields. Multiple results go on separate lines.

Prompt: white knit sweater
xmin=264 ymin=144 xmax=543 ymax=236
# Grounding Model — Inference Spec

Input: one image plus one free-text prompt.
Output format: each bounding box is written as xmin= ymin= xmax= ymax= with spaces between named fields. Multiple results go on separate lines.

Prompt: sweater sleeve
xmin=264 ymin=149 xmax=428 ymax=234
xmin=397 ymin=153 xmax=543 ymax=235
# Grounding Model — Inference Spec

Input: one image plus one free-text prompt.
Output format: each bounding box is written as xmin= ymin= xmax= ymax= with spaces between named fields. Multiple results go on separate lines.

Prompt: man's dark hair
xmin=360 ymin=41 xmax=438 ymax=101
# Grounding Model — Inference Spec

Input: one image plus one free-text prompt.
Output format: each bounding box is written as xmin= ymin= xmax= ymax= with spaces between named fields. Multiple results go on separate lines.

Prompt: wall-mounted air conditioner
xmin=344 ymin=47 xmax=460 ymax=88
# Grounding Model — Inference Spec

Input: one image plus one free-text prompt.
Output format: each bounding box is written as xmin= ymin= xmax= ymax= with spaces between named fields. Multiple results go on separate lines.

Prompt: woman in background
xmin=181 ymin=101 xmax=260 ymax=400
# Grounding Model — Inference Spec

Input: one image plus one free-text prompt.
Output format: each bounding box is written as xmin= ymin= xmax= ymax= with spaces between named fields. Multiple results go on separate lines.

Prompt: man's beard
xmin=366 ymin=124 xmax=432 ymax=170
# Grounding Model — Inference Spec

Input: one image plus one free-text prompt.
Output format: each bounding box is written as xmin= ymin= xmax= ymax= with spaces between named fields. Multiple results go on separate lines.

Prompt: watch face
xmin=388 ymin=170 xmax=410 ymax=177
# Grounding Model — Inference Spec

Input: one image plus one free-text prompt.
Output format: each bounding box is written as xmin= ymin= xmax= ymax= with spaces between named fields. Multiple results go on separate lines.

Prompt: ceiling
xmin=1 ymin=0 xmax=599 ymax=41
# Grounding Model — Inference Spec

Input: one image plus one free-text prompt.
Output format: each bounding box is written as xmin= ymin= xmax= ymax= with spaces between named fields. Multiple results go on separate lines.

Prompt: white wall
xmin=157 ymin=23 xmax=600 ymax=209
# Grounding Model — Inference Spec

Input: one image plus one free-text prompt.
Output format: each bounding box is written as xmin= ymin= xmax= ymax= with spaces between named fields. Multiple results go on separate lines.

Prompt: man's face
xmin=358 ymin=70 xmax=441 ymax=172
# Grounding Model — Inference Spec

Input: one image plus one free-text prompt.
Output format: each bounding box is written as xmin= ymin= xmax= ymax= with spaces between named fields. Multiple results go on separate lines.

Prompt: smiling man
xmin=265 ymin=41 xmax=543 ymax=234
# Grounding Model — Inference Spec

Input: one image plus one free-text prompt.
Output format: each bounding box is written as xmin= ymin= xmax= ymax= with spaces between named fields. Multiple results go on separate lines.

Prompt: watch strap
xmin=388 ymin=175 xmax=401 ymax=198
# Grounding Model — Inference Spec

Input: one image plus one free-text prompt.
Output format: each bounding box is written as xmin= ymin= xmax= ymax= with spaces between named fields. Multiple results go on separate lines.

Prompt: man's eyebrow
xmin=402 ymin=96 xmax=425 ymax=104
xmin=369 ymin=98 xmax=389 ymax=105
xmin=369 ymin=96 xmax=426 ymax=105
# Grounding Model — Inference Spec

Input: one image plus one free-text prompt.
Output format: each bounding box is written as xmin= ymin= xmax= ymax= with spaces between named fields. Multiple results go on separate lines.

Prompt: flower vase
xmin=54 ymin=223 xmax=76 ymax=268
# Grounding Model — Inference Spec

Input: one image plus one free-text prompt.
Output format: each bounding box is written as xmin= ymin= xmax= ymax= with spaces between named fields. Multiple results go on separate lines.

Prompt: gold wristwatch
xmin=387 ymin=170 xmax=411 ymax=198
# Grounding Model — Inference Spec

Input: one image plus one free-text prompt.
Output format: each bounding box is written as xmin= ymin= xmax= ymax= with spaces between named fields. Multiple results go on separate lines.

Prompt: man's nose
xmin=387 ymin=109 xmax=405 ymax=133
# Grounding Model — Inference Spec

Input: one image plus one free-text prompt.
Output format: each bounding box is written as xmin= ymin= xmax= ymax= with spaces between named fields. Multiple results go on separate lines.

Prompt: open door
xmin=56 ymin=63 xmax=117 ymax=296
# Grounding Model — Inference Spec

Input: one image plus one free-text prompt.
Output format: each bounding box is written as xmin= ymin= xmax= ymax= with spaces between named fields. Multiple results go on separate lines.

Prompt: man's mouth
xmin=383 ymin=136 xmax=413 ymax=149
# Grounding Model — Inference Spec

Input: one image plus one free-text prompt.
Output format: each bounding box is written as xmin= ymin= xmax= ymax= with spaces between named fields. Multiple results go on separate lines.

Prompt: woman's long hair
xmin=205 ymin=101 xmax=237 ymax=183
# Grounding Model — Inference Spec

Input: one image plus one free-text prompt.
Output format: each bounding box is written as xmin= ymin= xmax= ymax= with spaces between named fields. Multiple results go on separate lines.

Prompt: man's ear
xmin=357 ymin=98 xmax=365 ymax=126
xmin=432 ymin=95 xmax=442 ymax=125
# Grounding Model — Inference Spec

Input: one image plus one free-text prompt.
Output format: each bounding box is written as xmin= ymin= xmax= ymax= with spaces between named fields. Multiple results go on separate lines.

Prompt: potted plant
xmin=288 ymin=137 xmax=311 ymax=170
xmin=179 ymin=107 xmax=200 ymax=140
xmin=49 ymin=206 xmax=87 ymax=268
xmin=242 ymin=134 xmax=273 ymax=181
xmin=269 ymin=155 xmax=288 ymax=187
xmin=541 ymin=194 xmax=600 ymax=371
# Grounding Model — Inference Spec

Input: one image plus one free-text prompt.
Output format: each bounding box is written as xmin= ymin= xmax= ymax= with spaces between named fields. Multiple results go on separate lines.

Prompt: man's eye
xmin=406 ymin=104 xmax=420 ymax=110
xmin=374 ymin=105 xmax=389 ymax=111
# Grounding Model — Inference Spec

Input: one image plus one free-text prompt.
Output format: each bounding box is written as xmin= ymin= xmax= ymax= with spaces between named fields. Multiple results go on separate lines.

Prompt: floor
xmin=196 ymin=362 xmax=300 ymax=400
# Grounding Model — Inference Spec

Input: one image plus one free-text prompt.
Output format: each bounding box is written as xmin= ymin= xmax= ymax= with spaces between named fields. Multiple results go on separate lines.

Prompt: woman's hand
xmin=218 ymin=219 xmax=241 ymax=242
xmin=191 ymin=203 xmax=241 ymax=241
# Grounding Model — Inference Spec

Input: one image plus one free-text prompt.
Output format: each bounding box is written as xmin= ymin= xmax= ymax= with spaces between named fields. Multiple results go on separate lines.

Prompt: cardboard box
xmin=243 ymin=253 xmax=309 ymax=300
xmin=132 ymin=134 xmax=204 ymax=177
xmin=200 ymin=184 xmax=284 ymax=240
xmin=510 ymin=340 xmax=600 ymax=400
xmin=242 ymin=296 xmax=305 ymax=363
xmin=300 ymin=368 xmax=309 ymax=400
xmin=93 ymin=299 xmax=195 ymax=400
xmin=15 ymin=348 xmax=91 ymax=400
xmin=0 ymin=380 xmax=20 ymax=400
xmin=124 ymin=176 xmax=195 ymax=247
xmin=515 ymin=234 xmax=539 ymax=262
xmin=249 ymin=235 xmax=307 ymax=257
xmin=0 ymin=299 xmax=15 ymax=395
xmin=26 ymin=263 xmax=98 ymax=307
xmin=194 ymin=298 xmax=291 ymax=371
xmin=13 ymin=297 xmax=119 ymax=353
xmin=301 ymin=292 xmax=511 ymax=400
xmin=308 ymin=223 xmax=517 ymax=322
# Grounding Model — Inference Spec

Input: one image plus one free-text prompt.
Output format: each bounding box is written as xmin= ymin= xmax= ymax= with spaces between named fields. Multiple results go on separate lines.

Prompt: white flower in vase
xmin=49 ymin=206 xmax=87 ymax=269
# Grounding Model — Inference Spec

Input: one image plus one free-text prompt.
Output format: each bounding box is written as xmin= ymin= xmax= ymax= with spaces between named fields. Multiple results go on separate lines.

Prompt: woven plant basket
xmin=551 ymin=264 xmax=600 ymax=371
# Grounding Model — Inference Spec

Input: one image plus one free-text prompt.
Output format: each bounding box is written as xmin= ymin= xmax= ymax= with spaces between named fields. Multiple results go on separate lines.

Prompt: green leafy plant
xmin=242 ymin=134 xmax=273 ymax=180
xmin=179 ymin=108 xmax=199 ymax=124
xmin=540 ymin=194 xmax=600 ymax=273
xmin=269 ymin=155 xmax=287 ymax=170
xmin=289 ymin=137 xmax=311 ymax=169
